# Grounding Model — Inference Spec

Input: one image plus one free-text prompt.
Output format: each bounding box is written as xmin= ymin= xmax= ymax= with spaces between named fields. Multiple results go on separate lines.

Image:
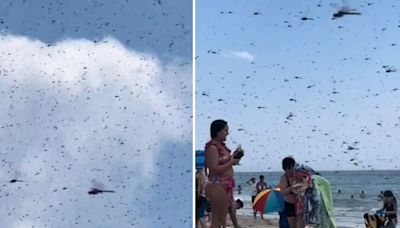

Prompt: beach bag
xmin=294 ymin=170 xmax=312 ymax=216
xmin=304 ymin=184 xmax=319 ymax=225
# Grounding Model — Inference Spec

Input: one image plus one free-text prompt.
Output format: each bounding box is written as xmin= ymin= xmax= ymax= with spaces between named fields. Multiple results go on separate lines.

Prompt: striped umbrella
xmin=253 ymin=188 xmax=284 ymax=214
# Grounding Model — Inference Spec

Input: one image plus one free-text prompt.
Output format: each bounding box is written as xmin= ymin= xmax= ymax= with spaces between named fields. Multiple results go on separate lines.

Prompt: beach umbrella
xmin=196 ymin=150 xmax=204 ymax=169
xmin=253 ymin=188 xmax=284 ymax=214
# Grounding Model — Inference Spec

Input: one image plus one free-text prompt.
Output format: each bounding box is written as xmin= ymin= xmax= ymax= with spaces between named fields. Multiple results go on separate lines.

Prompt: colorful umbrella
xmin=253 ymin=188 xmax=284 ymax=214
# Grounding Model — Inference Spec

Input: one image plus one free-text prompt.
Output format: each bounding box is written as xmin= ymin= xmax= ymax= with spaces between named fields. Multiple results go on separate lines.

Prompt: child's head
xmin=235 ymin=199 xmax=244 ymax=209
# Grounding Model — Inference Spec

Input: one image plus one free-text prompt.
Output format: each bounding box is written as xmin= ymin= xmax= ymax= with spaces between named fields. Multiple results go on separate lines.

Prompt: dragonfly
xmin=8 ymin=171 xmax=24 ymax=183
xmin=331 ymin=0 xmax=361 ymax=19
xmin=88 ymin=179 xmax=115 ymax=195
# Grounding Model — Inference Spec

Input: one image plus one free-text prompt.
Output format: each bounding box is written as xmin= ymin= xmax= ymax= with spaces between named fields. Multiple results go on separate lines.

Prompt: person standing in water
xmin=237 ymin=185 xmax=242 ymax=195
xmin=204 ymin=119 xmax=243 ymax=228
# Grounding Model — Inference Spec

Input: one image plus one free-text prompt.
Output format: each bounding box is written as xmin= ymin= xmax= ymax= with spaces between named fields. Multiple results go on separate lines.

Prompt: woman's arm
xmin=205 ymin=145 xmax=237 ymax=176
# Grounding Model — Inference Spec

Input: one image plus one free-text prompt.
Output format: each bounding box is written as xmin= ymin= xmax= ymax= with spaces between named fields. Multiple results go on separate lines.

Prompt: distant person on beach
xmin=237 ymin=185 xmax=242 ymax=195
xmin=351 ymin=195 xmax=354 ymax=199
xmin=338 ymin=189 xmax=341 ymax=194
xmin=228 ymin=199 xmax=244 ymax=228
xmin=204 ymin=119 xmax=243 ymax=228
xmin=256 ymin=175 xmax=268 ymax=193
xmin=364 ymin=190 xmax=397 ymax=228
xmin=255 ymin=175 xmax=267 ymax=220
xmin=246 ymin=177 xmax=258 ymax=219
xmin=279 ymin=157 xmax=305 ymax=228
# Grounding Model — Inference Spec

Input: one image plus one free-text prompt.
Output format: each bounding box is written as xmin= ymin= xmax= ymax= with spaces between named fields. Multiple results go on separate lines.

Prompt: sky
xmin=196 ymin=0 xmax=400 ymax=172
xmin=0 ymin=1 xmax=192 ymax=227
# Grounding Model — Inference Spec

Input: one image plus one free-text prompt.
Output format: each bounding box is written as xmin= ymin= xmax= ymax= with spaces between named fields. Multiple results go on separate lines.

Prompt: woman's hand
xmin=232 ymin=147 xmax=244 ymax=160
xmin=230 ymin=156 xmax=241 ymax=165
xmin=233 ymin=145 xmax=244 ymax=154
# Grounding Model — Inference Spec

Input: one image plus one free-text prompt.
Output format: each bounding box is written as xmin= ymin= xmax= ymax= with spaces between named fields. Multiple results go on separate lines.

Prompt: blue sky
xmin=196 ymin=0 xmax=400 ymax=171
xmin=0 ymin=0 xmax=191 ymax=227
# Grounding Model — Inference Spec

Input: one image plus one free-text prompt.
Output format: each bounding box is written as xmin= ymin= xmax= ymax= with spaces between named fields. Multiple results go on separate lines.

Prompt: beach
xmin=233 ymin=170 xmax=400 ymax=227
xmin=229 ymin=215 xmax=279 ymax=228
xmin=200 ymin=215 xmax=279 ymax=228
xmin=231 ymin=216 xmax=357 ymax=228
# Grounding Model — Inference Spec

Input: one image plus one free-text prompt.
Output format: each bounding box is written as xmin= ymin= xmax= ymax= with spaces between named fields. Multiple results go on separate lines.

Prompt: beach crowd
xmin=195 ymin=119 xmax=397 ymax=228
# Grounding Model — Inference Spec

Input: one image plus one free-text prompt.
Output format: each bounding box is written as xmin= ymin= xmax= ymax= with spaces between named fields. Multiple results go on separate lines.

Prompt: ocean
xmin=233 ymin=170 xmax=400 ymax=227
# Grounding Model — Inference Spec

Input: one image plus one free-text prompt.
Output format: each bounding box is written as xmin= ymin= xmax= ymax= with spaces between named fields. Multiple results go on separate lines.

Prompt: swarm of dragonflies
xmin=88 ymin=179 xmax=115 ymax=195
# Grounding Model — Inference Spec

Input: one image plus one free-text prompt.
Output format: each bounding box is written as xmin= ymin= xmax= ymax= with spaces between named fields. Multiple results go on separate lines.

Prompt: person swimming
xmin=360 ymin=190 xmax=366 ymax=198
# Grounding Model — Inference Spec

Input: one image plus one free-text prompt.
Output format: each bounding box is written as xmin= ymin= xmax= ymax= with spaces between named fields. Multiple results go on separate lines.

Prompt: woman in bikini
xmin=204 ymin=119 xmax=242 ymax=228
xmin=279 ymin=157 xmax=305 ymax=228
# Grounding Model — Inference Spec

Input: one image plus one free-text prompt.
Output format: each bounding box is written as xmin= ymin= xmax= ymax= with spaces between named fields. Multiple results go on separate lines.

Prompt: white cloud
xmin=0 ymin=34 xmax=191 ymax=227
xmin=231 ymin=51 xmax=255 ymax=61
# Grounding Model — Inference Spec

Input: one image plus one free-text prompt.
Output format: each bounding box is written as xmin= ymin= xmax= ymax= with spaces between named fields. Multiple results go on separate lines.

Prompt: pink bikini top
xmin=205 ymin=141 xmax=232 ymax=166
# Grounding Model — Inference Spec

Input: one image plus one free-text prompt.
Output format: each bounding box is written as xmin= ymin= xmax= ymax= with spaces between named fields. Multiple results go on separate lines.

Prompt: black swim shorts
xmin=284 ymin=201 xmax=296 ymax=217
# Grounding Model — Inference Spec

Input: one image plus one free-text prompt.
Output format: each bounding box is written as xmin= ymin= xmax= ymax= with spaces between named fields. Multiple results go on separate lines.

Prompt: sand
xmin=230 ymin=215 xmax=279 ymax=228
xmin=200 ymin=215 xmax=279 ymax=228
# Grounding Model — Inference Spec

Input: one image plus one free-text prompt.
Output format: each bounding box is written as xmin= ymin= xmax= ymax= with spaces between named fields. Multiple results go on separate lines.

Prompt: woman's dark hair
xmin=210 ymin=119 xmax=227 ymax=139
xmin=383 ymin=190 xmax=397 ymax=209
xmin=383 ymin=190 xmax=394 ymax=198
xmin=282 ymin=157 xmax=296 ymax=170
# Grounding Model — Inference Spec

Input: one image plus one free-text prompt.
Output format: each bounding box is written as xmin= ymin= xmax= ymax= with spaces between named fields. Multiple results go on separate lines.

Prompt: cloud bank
xmin=231 ymin=51 xmax=255 ymax=61
xmin=0 ymin=34 xmax=191 ymax=227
